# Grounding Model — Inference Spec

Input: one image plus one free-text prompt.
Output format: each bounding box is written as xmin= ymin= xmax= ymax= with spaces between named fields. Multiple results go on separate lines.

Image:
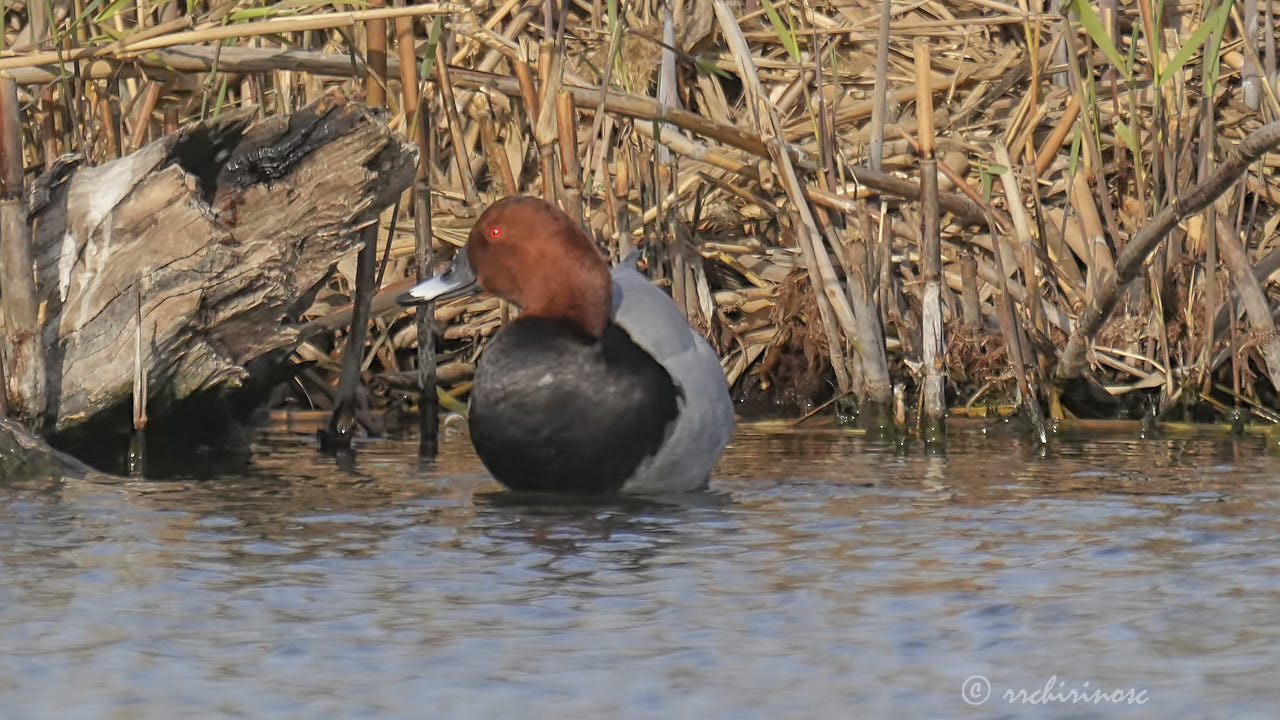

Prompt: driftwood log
xmin=0 ymin=418 xmax=97 ymax=481
xmin=2 ymin=89 xmax=417 ymax=432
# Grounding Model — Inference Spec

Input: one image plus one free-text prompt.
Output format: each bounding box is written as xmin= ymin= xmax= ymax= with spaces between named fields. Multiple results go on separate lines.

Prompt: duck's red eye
xmin=489 ymin=226 xmax=503 ymax=239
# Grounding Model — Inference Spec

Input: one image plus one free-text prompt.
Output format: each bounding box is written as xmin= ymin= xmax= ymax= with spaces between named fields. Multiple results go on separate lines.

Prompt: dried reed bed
xmin=4 ymin=0 xmax=1280 ymax=434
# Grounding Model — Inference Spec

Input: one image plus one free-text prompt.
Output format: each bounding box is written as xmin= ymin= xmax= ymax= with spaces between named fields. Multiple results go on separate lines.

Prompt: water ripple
xmin=2 ymin=428 xmax=1280 ymax=717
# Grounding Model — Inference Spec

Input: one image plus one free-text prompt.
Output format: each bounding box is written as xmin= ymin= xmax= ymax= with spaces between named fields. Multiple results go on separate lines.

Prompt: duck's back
xmin=609 ymin=264 xmax=735 ymax=492
xmin=469 ymin=317 xmax=678 ymax=493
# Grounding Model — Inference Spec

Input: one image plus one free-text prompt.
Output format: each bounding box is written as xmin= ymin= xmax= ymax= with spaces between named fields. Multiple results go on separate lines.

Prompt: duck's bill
xmin=396 ymin=251 xmax=478 ymax=305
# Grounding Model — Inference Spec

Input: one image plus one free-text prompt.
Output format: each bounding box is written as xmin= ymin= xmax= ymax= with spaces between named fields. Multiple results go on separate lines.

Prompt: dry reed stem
xmin=0 ymin=4 xmax=473 ymax=70
xmin=1059 ymin=121 xmax=1280 ymax=382
xmin=916 ymin=38 xmax=945 ymax=428
xmin=0 ymin=73 xmax=42 ymax=425
xmin=994 ymin=143 xmax=1044 ymax=332
xmin=714 ymin=0 xmax=859 ymax=396
xmin=1215 ymin=216 xmax=1280 ymax=394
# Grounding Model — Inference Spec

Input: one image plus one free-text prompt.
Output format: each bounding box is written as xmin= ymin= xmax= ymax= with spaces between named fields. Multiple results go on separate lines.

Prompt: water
xmin=3 ymin=423 xmax=1280 ymax=719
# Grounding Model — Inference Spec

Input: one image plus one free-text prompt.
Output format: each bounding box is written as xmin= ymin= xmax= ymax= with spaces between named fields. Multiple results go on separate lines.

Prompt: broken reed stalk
xmin=396 ymin=9 xmax=438 ymax=458
xmin=130 ymin=279 xmax=148 ymax=470
xmin=994 ymin=144 xmax=1044 ymax=334
xmin=325 ymin=234 xmax=381 ymax=439
xmin=474 ymin=108 xmax=518 ymax=195
xmin=127 ymin=81 xmax=161 ymax=152
xmin=556 ymin=89 xmax=582 ymax=221
xmin=915 ymin=40 xmax=945 ymax=436
xmin=1057 ymin=120 xmax=1280 ymax=382
xmin=982 ymin=164 xmax=1047 ymax=442
xmin=365 ymin=0 xmax=388 ymax=108
xmin=838 ymin=227 xmax=894 ymax=410
xmin=1068 ymin=171 xmax=1115 ymax=305
xmin=0 ymin=73 xmax=44 ymax=427
xmin=1214 ymin=216 xmax=1280 ymax=394
xmin=96 ymin=90 xmax=121 ymax=159
xmin=434 ymin=39 xmax=479 ymax=206
xmin=1197 ymin=90 xmax=1218 ymax=390
xmin=1034 ymin=93 xmax=1080 ymax=178
xmin=513 ymin=59 xmax=541 ymax=128
xmin=959 ymin=251 xmax=981 ymax=331
xmin=133 ymin=285 xmax=147 ymax=432
xmin=614 ymin=147 xmax=633 ymax=258
xmin=37 ymin=87 xmax=56 ymax=169
xmin=324 ymin=13 xmax=392 ymax=446
xmin=712 ymin=0 xmax=855 ymax=396
xmin=869 ymin=0 xmax=892 ymax=173
xmin=1268 ymin=1 xmax=1279 ymax=101
xmin=580 ymin=8 xmax=623 ymax=205
xmin=533 ymin=43 xmax=563 ymax=203
xmin=0 ymin=344 xmax=7 ymax=418
xmin=1243 ymin=0 xmax=1261 ymax=109
xmin=413 ymin=154 xmax=437 ymax=457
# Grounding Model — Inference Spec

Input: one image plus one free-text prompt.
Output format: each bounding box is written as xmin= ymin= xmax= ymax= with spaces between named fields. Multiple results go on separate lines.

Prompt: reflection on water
xmin=4 ymin=426 xmax=1280 ymax=718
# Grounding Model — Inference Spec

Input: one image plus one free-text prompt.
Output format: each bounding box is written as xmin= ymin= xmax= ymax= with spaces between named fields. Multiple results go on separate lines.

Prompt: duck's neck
xmin=518 ymin=260 xmax=611 ymax=339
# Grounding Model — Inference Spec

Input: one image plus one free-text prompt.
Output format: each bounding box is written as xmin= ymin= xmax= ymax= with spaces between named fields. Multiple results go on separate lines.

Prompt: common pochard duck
xmin=398 ymin=196 xmax=734 ymax=494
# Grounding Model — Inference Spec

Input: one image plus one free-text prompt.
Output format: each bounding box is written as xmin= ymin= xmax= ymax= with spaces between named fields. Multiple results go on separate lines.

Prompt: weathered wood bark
xmin=21 ymin=89 xmax=417 ymax=431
